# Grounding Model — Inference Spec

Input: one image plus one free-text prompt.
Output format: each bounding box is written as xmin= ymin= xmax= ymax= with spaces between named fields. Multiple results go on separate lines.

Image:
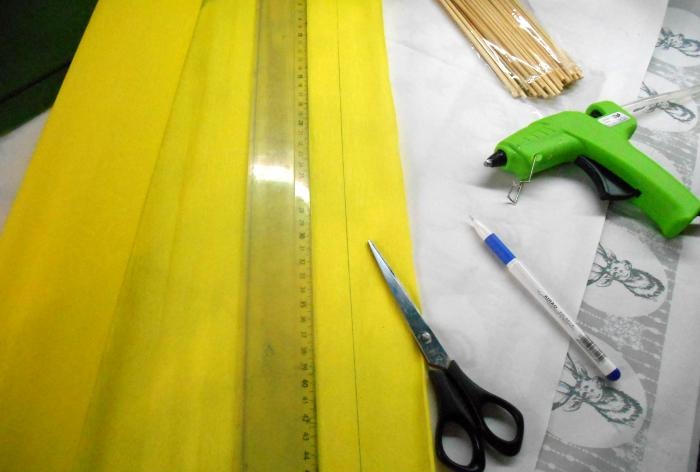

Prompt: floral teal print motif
xmin=657 ymin=27 xmax=700 ymax=56
xmin=588 ymin=244 xmax=665 ymax=300
xmin=554 ymin=354 xmax=643 ymax=426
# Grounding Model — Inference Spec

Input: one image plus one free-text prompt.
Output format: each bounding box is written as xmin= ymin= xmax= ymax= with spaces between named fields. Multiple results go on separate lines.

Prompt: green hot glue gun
xmin=485 ymin=88 xmax=700 ymax=238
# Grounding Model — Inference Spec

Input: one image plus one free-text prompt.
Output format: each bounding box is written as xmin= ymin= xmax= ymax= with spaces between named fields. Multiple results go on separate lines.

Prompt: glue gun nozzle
xmin=484 ymin=150 xmax=507 ymax=168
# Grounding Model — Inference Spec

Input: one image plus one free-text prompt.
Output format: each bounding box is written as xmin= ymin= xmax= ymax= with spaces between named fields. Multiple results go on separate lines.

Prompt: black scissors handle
xmin=429 ymin=361 xmax=524 ymax=472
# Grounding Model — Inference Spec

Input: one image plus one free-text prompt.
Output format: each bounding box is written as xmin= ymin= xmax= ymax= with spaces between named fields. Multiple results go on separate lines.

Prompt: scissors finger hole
xmin=439 ymin=420 xmax=475 ymax=467
xmin=482 ymin=403 xmax=518 ymax=441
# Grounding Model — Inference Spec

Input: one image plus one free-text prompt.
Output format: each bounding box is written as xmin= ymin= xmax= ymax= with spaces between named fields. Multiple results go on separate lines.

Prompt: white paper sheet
xmin=0 ymin=112 xmax=48 ymax=229
xmin=382 ymin=1 xmax=667 ymax=470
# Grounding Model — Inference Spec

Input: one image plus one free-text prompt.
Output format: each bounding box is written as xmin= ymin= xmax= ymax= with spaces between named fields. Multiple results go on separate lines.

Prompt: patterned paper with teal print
xmin=536 ymin=1 xmax=700 ymax=470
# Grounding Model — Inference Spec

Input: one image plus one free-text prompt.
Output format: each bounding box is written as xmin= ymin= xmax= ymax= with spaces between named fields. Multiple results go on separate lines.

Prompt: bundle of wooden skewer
xmin=437 ymin=0 xmax=582 ymax=98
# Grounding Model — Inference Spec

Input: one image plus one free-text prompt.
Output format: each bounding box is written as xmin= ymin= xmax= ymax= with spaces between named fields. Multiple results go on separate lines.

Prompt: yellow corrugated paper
xmin=0 ymin=1 xmax=204 ymax=470
xmin=309 ymin=1 xmax=435 ymax=470
xmin=74 ymin=1 xmax=256 ymax=469
xmin=0 ymin=0 xmax=435 ymax=470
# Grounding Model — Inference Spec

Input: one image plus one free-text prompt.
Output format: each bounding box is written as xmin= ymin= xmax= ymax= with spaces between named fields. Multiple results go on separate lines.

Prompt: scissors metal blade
xmin=368 ymin=241 xmax=450 ymax=369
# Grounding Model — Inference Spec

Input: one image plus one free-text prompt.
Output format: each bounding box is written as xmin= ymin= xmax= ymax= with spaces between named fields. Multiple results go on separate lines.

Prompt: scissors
xmin=368 ymin=241 xmax=524 ymax=472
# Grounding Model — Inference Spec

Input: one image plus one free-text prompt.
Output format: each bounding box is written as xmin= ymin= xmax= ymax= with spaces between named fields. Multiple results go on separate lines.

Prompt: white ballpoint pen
xmin=470 ymin=216 xmax=621 ymax=381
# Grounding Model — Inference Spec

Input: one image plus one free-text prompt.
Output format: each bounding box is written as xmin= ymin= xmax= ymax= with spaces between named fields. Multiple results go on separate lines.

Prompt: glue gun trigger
xmin=574 ymin=156 xmax=641 ymax=201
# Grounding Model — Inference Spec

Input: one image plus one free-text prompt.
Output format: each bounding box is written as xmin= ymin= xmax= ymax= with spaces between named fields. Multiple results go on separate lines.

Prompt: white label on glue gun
xmin=597 ymin=111 xmax=631 ymax=127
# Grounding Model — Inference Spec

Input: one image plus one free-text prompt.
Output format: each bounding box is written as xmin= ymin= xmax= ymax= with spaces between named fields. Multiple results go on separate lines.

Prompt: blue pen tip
xmin=606 ymin=368 xmax=621 ymax=381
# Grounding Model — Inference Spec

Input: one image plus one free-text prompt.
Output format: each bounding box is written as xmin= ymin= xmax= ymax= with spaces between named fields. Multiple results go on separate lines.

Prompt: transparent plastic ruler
xmin=241 ymin=0 xmax=316 ymax=470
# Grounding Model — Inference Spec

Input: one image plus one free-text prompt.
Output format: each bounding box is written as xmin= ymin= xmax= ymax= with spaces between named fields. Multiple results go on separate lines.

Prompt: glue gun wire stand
xmin=485 ymin=151 xmax=536 ymax=205
xmin=484 ymin=100 xmax=700 ymax=238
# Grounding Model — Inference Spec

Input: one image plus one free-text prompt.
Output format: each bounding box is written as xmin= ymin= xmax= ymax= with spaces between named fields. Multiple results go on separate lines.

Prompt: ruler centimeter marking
xmin=293 ymin=0 xmax=317 ymax=469
xmin=242 ymin=0 xmax=317 ymax=470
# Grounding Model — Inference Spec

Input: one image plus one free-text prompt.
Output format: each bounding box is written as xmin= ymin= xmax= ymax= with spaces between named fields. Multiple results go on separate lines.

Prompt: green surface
xmin=0 ymin=0 xmax=97 ymax=134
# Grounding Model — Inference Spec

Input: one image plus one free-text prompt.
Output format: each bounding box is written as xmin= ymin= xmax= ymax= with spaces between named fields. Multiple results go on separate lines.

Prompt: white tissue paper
xmin=382 ymin=0 xmax=668 ymax=470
